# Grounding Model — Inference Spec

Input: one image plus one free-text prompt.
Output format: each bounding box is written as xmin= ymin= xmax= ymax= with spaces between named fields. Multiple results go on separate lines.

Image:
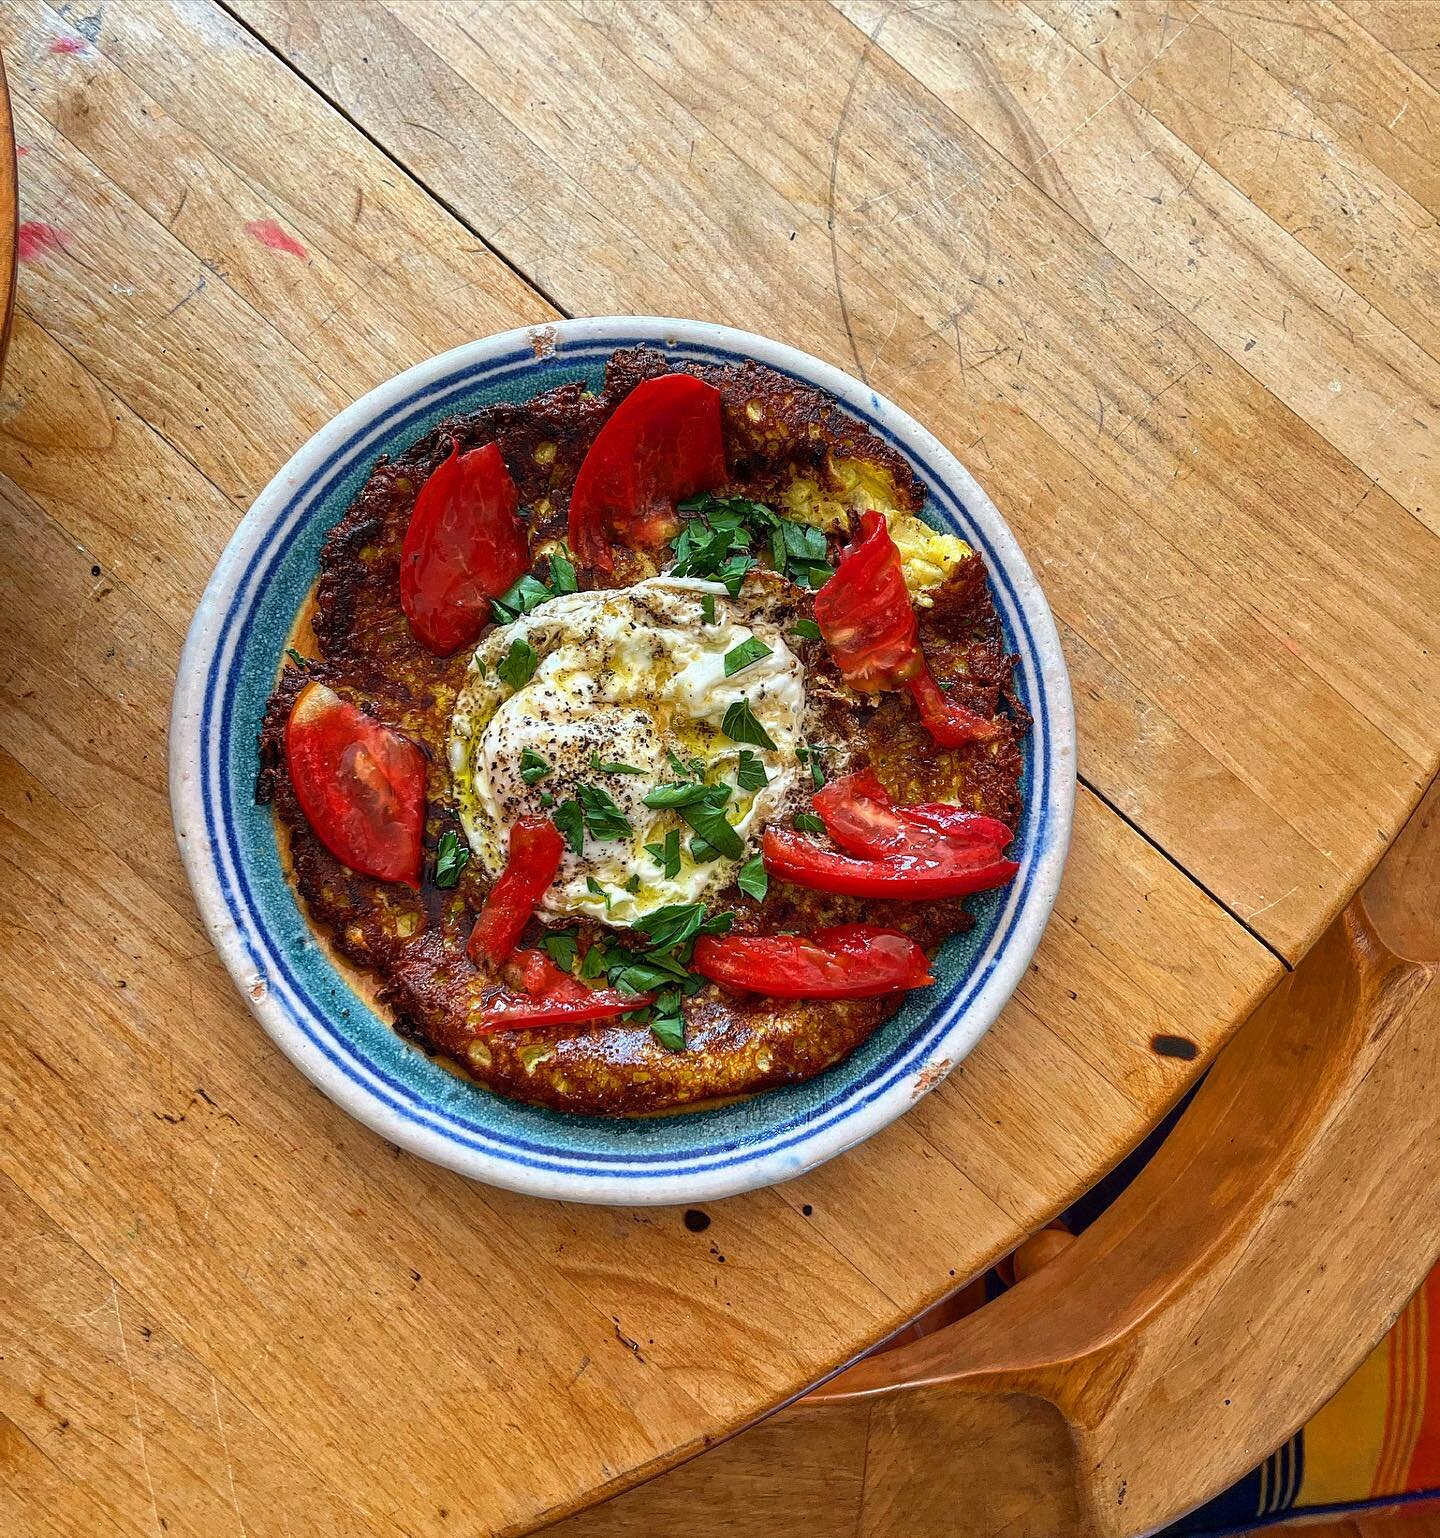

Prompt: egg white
xmin=448 ymin=576 xmax=805 ymax=926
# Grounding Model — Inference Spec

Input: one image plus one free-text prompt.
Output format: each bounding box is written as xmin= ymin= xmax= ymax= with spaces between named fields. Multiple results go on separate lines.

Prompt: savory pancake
xmin=257 ymin=348 xmax=1027 ymax=1114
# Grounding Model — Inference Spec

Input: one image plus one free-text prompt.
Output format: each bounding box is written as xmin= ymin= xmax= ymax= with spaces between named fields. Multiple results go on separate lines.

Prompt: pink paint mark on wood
xmin=17 ymin=222 xmax=69 ymax=263
xmin=244 ymin=218 xmax=308 ymax=261
xmin=48 ymin=37 xmax=86 ymax=54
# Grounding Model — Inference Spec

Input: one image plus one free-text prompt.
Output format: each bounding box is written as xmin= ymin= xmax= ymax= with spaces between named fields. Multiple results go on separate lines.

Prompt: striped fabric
xmin=1169 ymin=1269 xmax=1440 ymax=1533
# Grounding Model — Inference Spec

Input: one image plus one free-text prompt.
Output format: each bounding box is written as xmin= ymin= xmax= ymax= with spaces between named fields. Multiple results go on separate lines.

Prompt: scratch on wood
xmin=212 ymin=1377 xmax=250 ymax=1537
xmin=828 ymin=4 xmax=894 ymax=384
xmin=111 ymin=1282 xmax=163 ymax=1537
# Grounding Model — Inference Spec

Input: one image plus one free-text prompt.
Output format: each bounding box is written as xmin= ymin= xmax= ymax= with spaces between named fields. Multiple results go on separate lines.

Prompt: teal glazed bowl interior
xmin=170 ymin=317 xmax=1076 ymax=1205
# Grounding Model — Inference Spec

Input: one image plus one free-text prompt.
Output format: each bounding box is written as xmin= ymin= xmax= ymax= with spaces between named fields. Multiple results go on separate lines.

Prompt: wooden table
xmin=0 ymin=2 xmax=1436 ymax=1534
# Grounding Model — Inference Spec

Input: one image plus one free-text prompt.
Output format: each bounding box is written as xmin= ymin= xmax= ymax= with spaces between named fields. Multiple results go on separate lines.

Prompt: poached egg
xmin=448 ymin=575 xmax=805 ymax=926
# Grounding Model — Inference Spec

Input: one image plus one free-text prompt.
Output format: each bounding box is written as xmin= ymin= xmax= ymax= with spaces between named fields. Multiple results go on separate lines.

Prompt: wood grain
xmin=0 ymin=0 xmax=1433 ymax=1532
xmin=549 ymin=775 xmax=1440 ymax=1538
xmin=231 ymin=0 xmax=1440 ymax=960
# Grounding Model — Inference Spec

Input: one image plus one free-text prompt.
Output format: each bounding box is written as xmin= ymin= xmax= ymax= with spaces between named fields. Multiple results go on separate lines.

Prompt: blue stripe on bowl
xmin=188 ymin=327 xmax=1066 ymax=1192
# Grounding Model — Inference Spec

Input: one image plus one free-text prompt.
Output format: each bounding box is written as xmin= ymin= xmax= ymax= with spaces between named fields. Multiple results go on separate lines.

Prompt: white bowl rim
xmin=169 ymin=315 xmax=1076 ymax=1206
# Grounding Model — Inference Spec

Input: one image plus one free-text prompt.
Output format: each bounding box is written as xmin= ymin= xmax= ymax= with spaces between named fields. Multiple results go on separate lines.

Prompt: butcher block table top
xmin=1 ymin=2 xmax=1438 ymax=1534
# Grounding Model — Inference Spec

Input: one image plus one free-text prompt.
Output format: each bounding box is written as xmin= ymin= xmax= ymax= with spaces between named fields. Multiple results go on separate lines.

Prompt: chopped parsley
xmin=585 ymin=875 xmax=612 ymax=909
xmin=736 ymin=748 xmax=769 ymax=792
xmin=548 ymin=548 xmax=578 ymax=594
xmin=285 ymin=646 xmax=306 ymax=667
xmin=538 ymin=789 xmax=556 ymax=809
xmin=722 ymin=698 xmax=777 ymax=751
xmin=683 ymin=797 xmax=743 ymax=860
xmin=635 ymin=903 xmax=734 ymax=951
xmin=541 ymin=929 xmax=579 ymax=972
xmin=790 ymin=617 xmax=822 ymax=642
xmin=701 ymin=593 xmax=716 ymax=624
xmin=519 ymin=747 xmax=553 ymax=785
xmin=497 ymin=636 xmax=539 ymax=691
xmin=646 ymin=828 xmax=682 ymax=879
xmin=667 ymin=748 xmax=704 ymax=779
xmin=797 ymin=743 xmax=828 ymax=789
xmin=723 ymin=637 xmax=773 ymax=677
xmin=576 ymin=781 xmax=632 ymax=841
xmin=553 ymin=798 xmax=586 ymax=853
xmin=432 ymin=829 xmax=470 ymax=888
xmin=491 ymin=573 xmax=552 ymax=623
xmin=649 ymin=997 xmax=686 ymax=1052
xmin=626 ymin=873 xmax=641 ymax=894
xmin=737 ymin=852 xmax=768 ymax=901
xmin=589 ymin=752 xmax=644 ymax=775
xmin=643 ymin=780 xmax=725 ymax=810
xmin=672 ymin=493 xmax=834 ymax=591
xmin=794 ymin=811 xmax=827 ymax=836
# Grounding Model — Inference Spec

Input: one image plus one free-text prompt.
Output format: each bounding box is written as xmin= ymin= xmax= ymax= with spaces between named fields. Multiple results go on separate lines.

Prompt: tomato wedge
xmin=813 ymin=769 xmax=1013 ymax=859
xmin=568 ymin=373 xmax=726 ymax=572
xmin=762 ymin=827 xmax=1018 ymax=900
xmin=400 ymin=440 xmax=529 ymax=655
xmin=478 ymin=947 xmax=649 ymax=1031
xmin=692 ymin=925 xmax=934 ymax=999
xmin=813 ymin=510 xmax=1000 ymax=747
xmin=467 ymin=816 xmax=565 ymax=966
xmin=285 ymin=681 xmax=426 ymax=886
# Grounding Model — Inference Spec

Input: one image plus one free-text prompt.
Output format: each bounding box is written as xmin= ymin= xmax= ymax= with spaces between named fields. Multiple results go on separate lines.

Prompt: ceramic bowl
xmin=170 ymin=317 xmax=1075 ymax=1205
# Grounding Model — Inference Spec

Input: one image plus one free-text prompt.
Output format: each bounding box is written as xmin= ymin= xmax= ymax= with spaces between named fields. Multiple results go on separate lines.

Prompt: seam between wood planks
xmin=1011 ymin=0 xmax=1440 ymax=383
xmin=189 ymin=2 xmax=1315 ymax=973
xmin=210 ymin=0 xmax=573 ymax=323
xmin=1327 ymin=0 xmax=1440 ymax=96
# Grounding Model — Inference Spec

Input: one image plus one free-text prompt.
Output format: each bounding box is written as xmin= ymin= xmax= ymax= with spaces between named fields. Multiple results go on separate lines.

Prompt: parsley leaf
xmin=650 ymin=995 xmax=686 ymax=1053
xmin=736 ymin=748 xmax=769 ymax=791
xmin=797 ymin=744 xmax=828 ymax=790
xmin=553 ymin=798 xmax=585 ymax=853
xmin=519 ymin=747 xmax=552 ymax=785
xmin=643 ymin=780 xmax=729 ymax=810
xmin=579 ymin=939 xmax=610 ymax=979
xmin=432 ymin=829 xmax=470 ymax=888
xmin=576 ymin=781 xmax=632 ymax=841
xmin=794 ymin=811 xmax=827 ymax=836
xmin=737 ymin=852 xmax=768 ymax=901
xmin=491 ymin=574 xmax=552 ymax=623
xmin=285 ymin=646 xmax=306 ymax=667
xmin=538 ymin=790 xmax=556 ymax=809
xmin=672 ymin=493 xmax=833 ymax=590
xmin=497 ymin=636 xmax=539 ymax=691
xmin=701 ymin=593 xmax=716 ymax=624
xmin=791 ymin=617 xmax=822 ymax=641
xmin=683 ymin=797 xmax=743 ymax=859
xmin=633 ymin=903 xmax=709 ymax=951
xmin=589 ymin=752 xmax=644 ymax=775
xmin=542 ymin=930 xmax=579 ymax=971
xmin=548 ymin=548 xmax=578 ymax=594
xmin=646 ymin=828 xmax=682 ymax=879
xmin=585 ymin=875 xmax=612 ymax=909
xmin=723 ymin=637 xmax=773 ymax=677
xmin=626 ymin=873 xmax=641 ymax=894
xmin=722 ymin=698 xmax=777 ymax=751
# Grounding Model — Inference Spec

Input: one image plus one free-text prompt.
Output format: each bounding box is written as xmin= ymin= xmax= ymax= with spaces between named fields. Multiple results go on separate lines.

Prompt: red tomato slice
xmin=467 ymin=817 xmax=565 ymax=966
xmin=762 ymin=827 xmax=1018 ymax=900
xmin=399 ymin=440 xmax=529 ymax=655
xmin=692 ymin=925 xmax=934 ymax=999
xmin=813 ymin=510 xmax=999 ymax=747
xmin=906 ymin=671 xmax=1002 ymax=748
xmin=813 ymin=769 xmax=1012 ymax=859
xmin=478 ymin=947 xmax=650 ymax=1031
xmin=568 ymin=373 xmax=726 ymax=572
xmin=285 ymin=682 xmax=426 ymax=886
xmin=813 ymin=510 xmax=923 ymax=691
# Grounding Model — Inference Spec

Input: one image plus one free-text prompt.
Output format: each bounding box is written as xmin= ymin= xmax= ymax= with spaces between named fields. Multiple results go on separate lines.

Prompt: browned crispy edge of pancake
xmin=257 ymin=348 xmax=1028 ymax=1115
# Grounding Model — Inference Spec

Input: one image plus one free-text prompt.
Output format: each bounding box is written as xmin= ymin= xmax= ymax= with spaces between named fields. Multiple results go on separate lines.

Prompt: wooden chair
xmin=549 ymin=776 xmax=1440 ymax=1538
